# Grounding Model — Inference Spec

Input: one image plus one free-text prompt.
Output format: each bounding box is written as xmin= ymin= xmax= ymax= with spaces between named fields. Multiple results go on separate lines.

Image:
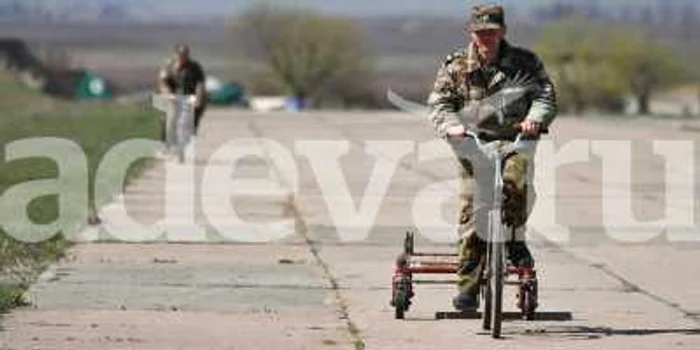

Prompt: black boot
xmin=452 ymin=290 xmax=480 ymax=311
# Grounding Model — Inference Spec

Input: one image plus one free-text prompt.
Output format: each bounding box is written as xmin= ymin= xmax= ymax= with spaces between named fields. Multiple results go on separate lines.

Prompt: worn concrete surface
xmin=1 ymin=109 xmax=700 ymax=349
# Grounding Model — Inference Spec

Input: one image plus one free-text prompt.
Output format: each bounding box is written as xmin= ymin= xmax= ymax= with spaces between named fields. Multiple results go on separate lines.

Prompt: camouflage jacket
xmin=427 ymin=40 xmax=557 ymax=139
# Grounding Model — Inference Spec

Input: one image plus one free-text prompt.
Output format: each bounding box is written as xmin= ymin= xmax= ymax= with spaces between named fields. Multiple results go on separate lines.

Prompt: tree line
xmin=228 ymin=3 xmax=697 ymax=114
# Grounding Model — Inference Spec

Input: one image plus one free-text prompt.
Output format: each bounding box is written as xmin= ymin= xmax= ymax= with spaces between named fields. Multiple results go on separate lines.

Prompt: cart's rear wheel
xmin=393 ymin=281 xmax=411 ymax=320
xmin=394 ymin=298 xmax=406 ymax=319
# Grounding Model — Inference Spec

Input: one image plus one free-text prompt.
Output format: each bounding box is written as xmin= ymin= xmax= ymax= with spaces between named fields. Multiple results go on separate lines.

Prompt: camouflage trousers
xmin=456 ymin=152 xmax=535 ymax=294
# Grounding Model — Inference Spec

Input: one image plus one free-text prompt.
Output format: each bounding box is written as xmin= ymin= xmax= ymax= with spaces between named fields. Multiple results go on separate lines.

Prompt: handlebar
xmin=151 ymin=93 xmax=199 ymax=114
xmin=156 ymin=93 xmax=197 ymax=102
xmin=460 ymin=124 xmax=549 ymax=158
xmin=463 ymin=124 xmax=548 ymax=142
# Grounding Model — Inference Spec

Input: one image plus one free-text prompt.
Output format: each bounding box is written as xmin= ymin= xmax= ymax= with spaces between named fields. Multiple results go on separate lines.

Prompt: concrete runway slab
xmin=2 ymin=110 xmax=700 ymax=349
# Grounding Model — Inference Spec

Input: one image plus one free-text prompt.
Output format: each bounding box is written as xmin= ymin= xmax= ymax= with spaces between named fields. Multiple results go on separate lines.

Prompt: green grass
xmin=0 ymin=73 xmax=160 ymax=310
xmin=0 ymin=283 xmax=28 ymax=313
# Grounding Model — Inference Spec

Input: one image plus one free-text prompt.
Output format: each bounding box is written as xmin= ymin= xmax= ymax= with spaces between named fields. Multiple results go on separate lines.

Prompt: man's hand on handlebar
xmin=448 ymin=121 xmax=547 ymax=141
xmin=447 ymin=125 xmax=469 ymax=140
xmin=518 ymin=120 xmax=542 ymax=136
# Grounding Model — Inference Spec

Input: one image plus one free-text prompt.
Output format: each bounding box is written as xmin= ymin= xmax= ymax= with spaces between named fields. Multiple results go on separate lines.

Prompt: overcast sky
xmin=8 ymin=0 xmax=669 ymax=19
xmin=131 ymin=0 xmax=662 ymax=17
xmin=138 ymin=0 xmax=509 ymax=17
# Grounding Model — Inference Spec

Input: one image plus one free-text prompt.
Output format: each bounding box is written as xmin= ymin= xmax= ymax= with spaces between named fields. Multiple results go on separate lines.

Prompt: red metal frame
xmin=410 ymin=253 xmax=458 ymax=257
xmin=391 ymin=249 xmax=539 ymax=318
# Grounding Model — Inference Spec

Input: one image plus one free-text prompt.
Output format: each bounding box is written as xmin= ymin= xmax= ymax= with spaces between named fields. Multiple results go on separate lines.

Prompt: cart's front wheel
xmin=481 ymin=252 xmax=492 ymax=331
xmin=490 ymin=241 xmax=504 ymax=338
xmin=482 ymin=281 xmax=492 ymax=330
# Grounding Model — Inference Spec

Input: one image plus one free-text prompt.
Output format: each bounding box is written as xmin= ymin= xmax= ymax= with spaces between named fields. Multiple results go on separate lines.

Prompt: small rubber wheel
xmin=394 ymin=290 xmax=408 ymax=320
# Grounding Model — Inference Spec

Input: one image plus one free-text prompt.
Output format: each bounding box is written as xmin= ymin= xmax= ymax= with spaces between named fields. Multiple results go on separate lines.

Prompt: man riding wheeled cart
xmin=391 ymin=4 xmax=557 ymax=339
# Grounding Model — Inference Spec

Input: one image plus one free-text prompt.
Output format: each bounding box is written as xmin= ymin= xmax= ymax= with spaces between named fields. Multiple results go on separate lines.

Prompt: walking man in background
xmin=158 ymin=44 xmax=207 ymax=137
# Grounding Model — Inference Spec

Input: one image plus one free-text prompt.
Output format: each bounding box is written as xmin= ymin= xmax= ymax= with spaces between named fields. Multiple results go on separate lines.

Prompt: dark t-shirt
xmin=159 ymin=59 xmax=205 ymax=95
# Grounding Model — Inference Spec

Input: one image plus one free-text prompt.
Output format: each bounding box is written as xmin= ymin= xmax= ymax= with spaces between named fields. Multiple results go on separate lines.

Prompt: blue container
xmin=286 ymin=97 xmax=307 ymax=112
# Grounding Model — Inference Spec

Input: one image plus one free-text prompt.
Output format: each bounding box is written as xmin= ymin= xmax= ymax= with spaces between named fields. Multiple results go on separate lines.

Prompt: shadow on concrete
xmin=525 ymin=326 xmax=700 ymax=338
xmin=434 ymin=311 xmax=573 ymax=321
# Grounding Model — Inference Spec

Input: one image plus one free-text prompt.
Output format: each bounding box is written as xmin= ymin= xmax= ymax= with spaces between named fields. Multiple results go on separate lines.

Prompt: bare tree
xmin=537 ymin=18 xmax=689 ymax=115
xmin=229 ymin=4 xmax=370 ymax=107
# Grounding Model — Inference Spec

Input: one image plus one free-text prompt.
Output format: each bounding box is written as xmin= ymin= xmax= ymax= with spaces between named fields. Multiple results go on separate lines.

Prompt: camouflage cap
xmin=469 ymin=5 xmax=506 ymax=32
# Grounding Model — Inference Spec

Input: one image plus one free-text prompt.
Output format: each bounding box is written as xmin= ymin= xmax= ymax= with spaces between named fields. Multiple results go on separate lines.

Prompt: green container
xmin=208 ymin=82 xmax=248 ymax=107
xmin=75 ymin=72 xmax=112 ymax=100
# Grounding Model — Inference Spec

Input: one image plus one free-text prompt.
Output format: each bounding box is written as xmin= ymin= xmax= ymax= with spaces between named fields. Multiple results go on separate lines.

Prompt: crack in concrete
xmin=540 ymin=238 xmax=700 ymax=325
xmin=593 ymin=264 xmax=699 ymax=324
xmin=248 ymin=121 xmax=366 ymax=350
xmin=288 ymin=202 xmax=366 ymax=350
